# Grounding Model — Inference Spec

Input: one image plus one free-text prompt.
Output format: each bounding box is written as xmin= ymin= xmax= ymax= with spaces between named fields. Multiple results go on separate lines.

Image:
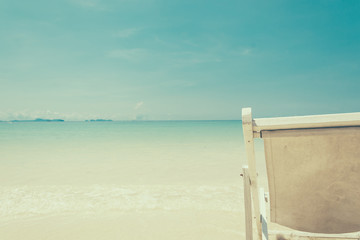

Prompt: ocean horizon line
xmin=0 ymin=119 xmax=242 ymax=123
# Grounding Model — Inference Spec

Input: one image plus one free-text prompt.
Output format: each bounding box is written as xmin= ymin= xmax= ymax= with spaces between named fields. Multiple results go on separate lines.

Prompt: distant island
xmin=10 ymin=118 xmax=65 ymax=122
xmin=85 ymin=119 xmax=113 ymax=122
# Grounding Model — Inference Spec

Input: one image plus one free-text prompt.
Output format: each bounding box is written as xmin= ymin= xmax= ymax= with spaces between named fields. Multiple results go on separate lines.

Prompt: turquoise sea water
xmin=0 ymin=121 xmax=246 ymax=185
xmin=0 ymin=121 xmax=266 ymax=240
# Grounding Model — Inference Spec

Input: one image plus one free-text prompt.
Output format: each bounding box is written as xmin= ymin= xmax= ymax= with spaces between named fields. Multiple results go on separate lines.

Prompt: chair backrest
xmin=248 ymin=109 xmax=360 ymax=234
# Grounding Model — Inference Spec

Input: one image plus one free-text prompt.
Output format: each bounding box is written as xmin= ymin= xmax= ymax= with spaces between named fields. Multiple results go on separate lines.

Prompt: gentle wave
xmin=0 ymin=185 xmax=243 ymax=220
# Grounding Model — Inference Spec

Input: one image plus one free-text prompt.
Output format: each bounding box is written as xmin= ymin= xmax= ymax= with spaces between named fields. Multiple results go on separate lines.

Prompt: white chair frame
xmin=241 ymin=108 xmax=360 ymax=240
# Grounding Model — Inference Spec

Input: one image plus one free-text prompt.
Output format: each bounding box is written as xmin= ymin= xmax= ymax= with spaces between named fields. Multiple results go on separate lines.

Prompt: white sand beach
xmin=0 ymin=121 xmax=268 ymax=240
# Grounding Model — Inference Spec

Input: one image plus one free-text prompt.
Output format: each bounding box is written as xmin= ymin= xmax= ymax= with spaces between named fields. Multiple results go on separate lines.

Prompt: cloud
xmin=135 ymin=101 xmax=144 ymax=110
xmin=116 ymin=28 xmax=140 ymax=38
xmin=172 ymin=51 xmax=222 ymax=65
xmin=162 ymin=79 xmax=197 ymax=87
xmin=107 ymin=48 xmax=148 ymax=61
xmin=0 ymin=110 xmax=128 ymax=121
xmin=241 ymin=48 xmax=252 ymax=55
xmin=0 ymin=110 xmax=64 ymax=121
xmin=182 ymin=40 xmax=198 ymax=47
xmin=70 ymin=0 xmax=107 ymax=10
xmin=231 ymin=48 xmax=253 ymax=56
xmin=228 ymin=48 xmax=254 ymax=57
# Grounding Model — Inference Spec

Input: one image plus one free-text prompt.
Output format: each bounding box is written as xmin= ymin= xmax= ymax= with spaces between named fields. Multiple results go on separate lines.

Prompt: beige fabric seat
xmin=241 ymin=108 xmax=360 ymax=240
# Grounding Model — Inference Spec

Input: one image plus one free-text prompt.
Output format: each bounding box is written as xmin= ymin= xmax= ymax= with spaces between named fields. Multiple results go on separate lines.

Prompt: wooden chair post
xmin=242 ymin=108 xmax=262 ymax=240
xmin=260 ymin=188 xmax=268 ymax=240
xmin=243 ymin=166 xmax=253 ymax=240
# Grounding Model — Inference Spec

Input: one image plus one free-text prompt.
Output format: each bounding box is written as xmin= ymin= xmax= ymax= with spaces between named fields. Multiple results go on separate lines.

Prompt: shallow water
xmin=0 ymin=121 xmax=266 ymax=239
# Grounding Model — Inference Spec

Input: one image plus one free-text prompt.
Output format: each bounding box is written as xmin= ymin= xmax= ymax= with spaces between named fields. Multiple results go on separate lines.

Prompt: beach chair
xmin=241 ymin=108 xmax=360 ymax=240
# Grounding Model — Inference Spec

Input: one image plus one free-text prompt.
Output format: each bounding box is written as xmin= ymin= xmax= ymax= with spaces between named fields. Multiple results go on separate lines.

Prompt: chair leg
xmin=260 ymin=188 xmax=268 ymax=240
xmin=243 ymin=166 xmax=253 ymax=240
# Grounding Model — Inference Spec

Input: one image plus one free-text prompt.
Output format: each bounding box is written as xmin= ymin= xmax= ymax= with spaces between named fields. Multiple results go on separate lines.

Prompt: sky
xmin=0 ymin=0 xmax=359 ymax=120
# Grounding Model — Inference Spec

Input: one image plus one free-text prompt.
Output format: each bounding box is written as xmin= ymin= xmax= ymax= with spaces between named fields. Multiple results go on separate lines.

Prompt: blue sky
xmin=1 ymin=0 xmax=359 ymax=120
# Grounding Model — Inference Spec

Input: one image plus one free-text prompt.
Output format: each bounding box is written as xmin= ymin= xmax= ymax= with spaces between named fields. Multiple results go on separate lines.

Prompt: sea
xmin=0 ymin=121 xmax=266 ymax=240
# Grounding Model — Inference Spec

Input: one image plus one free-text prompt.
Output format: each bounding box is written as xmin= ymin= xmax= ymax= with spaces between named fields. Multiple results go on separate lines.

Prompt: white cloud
xmin=163 ymin=80 xmax=196 ymax=87
xmin=107 ymin=48 xmax=148 ymax=61
xmin=70 ymin=0 xmax=107 ymax=10
xmin=0 ymin=110 xmax=107 ymax=121
xmin=182 ymin=40 xmax=198 ymax=47
xmin=228 ymin=48 xmax=254 ymax=57
xmin=135 ymin=101 xmax=144 ymax=110
xmin=0 ymin=110 xmax=64 ymax=121
xmin=172 ymin=51 xmax=222 ymax=65
xmin=241 ymin=48 xmax=252 ymax=55
xmin=231 ymin=48 xmax=253 ymax=56
xmin=116 ymin=28 xmax=140 ymax=38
